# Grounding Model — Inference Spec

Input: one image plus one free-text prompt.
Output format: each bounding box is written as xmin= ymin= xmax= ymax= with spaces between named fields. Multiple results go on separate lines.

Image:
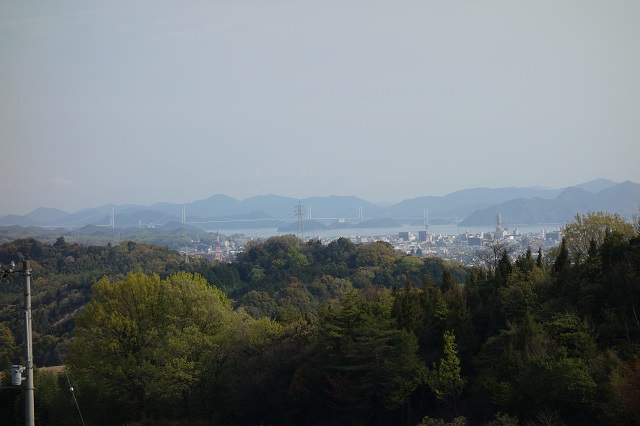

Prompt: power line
xmin=35 ymin=294 xmax=86 ymax=426
xmin=1 ymin=261 xmax=34 ymax=426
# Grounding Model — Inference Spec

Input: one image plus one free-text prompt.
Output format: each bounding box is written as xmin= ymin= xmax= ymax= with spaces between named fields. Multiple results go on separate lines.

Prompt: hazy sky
xmin=1 ymin=1 xmax=639 ymax=215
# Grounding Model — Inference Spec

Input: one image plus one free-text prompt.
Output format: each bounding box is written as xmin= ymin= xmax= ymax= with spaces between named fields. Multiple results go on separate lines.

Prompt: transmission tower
xmin=296 ymin=202 xmax=304 ymax=239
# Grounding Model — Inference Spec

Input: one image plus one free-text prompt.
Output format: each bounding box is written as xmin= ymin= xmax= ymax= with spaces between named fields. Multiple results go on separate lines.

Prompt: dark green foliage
xmin=0 ymin=238 xmax=189 ymax=371
xmin=2 ymin=215 xmax=640 ymax=425
xmin=311 ymin=288 xmax=426 ymax=423
xmin=552 ymin=237 xmax=570 ymax=276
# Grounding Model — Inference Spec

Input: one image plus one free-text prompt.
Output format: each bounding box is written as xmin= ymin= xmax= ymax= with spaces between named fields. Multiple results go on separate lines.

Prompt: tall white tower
xmin=496 ymin=211 xmax=504 ymax=234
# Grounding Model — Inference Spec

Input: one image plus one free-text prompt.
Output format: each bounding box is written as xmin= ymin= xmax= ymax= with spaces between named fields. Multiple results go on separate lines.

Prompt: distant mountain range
xmin=1 ymin=179 xmax=638 ymax=229
xmin=458 ymin=180 xmax=640 ymax=226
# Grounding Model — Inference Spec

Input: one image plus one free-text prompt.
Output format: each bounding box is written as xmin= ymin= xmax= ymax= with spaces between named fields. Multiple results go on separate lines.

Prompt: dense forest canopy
xmin=0 ymin=211 xmax=639 ymax=425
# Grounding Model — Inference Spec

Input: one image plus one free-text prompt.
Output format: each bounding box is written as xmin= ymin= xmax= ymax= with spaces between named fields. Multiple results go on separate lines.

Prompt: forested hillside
xmin=1 ymin=213 xmax=639 ymax=425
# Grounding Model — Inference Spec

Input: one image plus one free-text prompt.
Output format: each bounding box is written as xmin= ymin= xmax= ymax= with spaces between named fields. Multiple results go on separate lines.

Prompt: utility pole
xmin=23 ymin=260 xmax=34 ymax=426
xmin=2 ymin=260 xmax=35 ymax=426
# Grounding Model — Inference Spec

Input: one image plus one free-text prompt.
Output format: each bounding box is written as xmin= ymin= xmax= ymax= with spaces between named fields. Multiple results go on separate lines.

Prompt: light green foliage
xmin=354 ymin=241 xmax=399 ymax=268
xmin=395 ymin=255 xmax=424 ymax=276
xmin=427 ymin=330 xmax=466 ymax=411
xmin=70 ymin=273 xmax=163 ymax=419
xmin=285 ymin=245 xmax=310 ymax=269
xmin=155 ymin=272 xmax=233 ymax=400
xmin=562 ymin=211 xmax=635 ymax=263
xmin=69 ymin=271 xmax=238 ymax=422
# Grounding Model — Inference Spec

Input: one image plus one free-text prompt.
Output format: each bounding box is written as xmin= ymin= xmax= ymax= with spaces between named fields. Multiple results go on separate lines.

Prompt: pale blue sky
xmin=1 ymin=1 xmax=639 ymax=215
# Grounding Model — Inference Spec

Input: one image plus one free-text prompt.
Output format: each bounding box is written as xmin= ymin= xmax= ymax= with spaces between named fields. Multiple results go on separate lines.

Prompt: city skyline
xmin=2 ymin=1 xmax=639 ymax=215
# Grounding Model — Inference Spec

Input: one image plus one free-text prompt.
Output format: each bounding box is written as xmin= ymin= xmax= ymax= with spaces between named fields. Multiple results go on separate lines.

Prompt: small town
xmin=188 ymin=213 xmax=563 ymax=267
xmin=3 ymin=1 xmax=638 ymax=424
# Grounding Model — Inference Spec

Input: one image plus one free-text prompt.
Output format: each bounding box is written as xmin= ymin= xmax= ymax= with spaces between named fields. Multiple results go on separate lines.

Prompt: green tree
xmin=562 ymin=211 xmax=635 ymax=264
xmin=33 ymin=369 xmax=76 ymax=426
xmin=426 ymin=330 xmax=466 ymax=414
xmin=515 ymin=246 xmax=535 ymax=276
xmin=354 ymin=241 xmax=398 ymax=269
xmin=536 ymin=247 xmax=543 ymax=268
xmin=598 ymin=231 xmax=640 ymax=346
xmin=392 ymin=280 xmax=424 ymax=335
xmin=155 ymin=272 xmax=236 ymax=422
xmin=69 ymin=272 xmax=163 ymax=422
xmin=395 ymin=255 xmax=424 ymax=281
xmin=69 ymin=272 xmax=237 ymax=423
xmin=221 ymin=316 xmax=315 ymax=425
xmin=500 ymin=270 xmax=538 ymax=323
xmin=275 ymin=281 xmax=318 ymax=319
xmin=442 ymin=269 xmax=455 ymax=293
xmin=475 ymin=312 xmax=598 ymax=421
xmin=314 ymin=289 xmax=426 ymax=422
xmin=237 ymin=290 xmax=278 ymax=318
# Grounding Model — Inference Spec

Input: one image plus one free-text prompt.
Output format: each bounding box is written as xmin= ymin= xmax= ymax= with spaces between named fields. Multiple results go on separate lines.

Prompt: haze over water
xmin=206 ymin=224 xmax=563 ymax=240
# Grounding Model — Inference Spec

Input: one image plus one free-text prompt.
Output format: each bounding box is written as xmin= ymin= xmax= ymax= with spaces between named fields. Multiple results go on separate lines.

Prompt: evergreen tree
xmin=314 ymin=289 xmax=426 ymax=422
xmin=442 ymin=269 xmax=455 ymax=293
xmin=427 ymin=330 xmax=466 ymax=415
xmin=536 ymin=247 xmax=543 ymax=268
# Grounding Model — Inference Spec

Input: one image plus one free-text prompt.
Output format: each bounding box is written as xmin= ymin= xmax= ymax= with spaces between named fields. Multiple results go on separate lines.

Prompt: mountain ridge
xmin=1 ymin=179 xmax=637 ymax=229
xmin=458 ymin=180 xmax=640 ymax=226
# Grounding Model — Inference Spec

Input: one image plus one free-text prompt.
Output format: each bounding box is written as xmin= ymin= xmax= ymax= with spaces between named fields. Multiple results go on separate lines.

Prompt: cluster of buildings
xmin=387 ymin=226 xmax=562 ymax=266
xmin=182 ymin=231 xmax=245 ymax=262
xmin=184 ymin=213 xmax=564 ymax=267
